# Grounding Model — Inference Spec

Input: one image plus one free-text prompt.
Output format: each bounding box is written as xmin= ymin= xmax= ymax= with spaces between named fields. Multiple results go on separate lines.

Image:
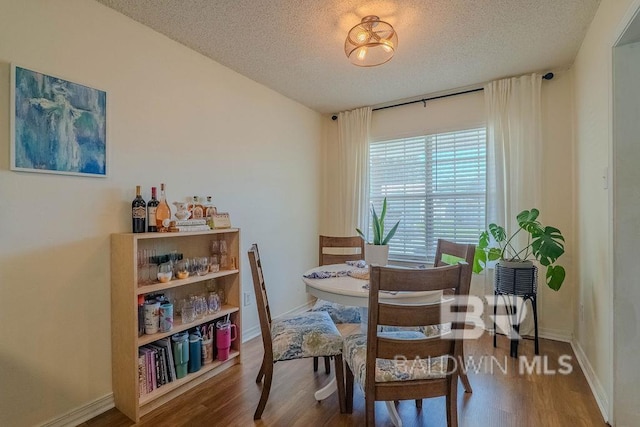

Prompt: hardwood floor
xmin=84 ymin=326 xmax=606 ymax=427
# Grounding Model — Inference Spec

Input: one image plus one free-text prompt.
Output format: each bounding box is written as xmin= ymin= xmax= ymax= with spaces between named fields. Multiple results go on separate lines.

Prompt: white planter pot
xmin=365 ymin=244 xmax=389 ymax=266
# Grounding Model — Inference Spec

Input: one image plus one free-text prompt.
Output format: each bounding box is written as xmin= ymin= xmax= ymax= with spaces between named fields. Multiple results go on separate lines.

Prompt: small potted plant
xmin=473 ymin=208 xmax=566 ymax=291
xmin=356 ymin=197 xmax=400 ymax=266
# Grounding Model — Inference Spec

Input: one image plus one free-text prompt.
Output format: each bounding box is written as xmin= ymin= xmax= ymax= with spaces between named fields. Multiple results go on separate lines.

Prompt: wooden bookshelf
xmin=111 ymin=229 xmax=241 ymax=422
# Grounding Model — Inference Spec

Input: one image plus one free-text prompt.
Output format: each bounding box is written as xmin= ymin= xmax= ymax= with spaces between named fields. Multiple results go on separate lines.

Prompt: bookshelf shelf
xmin=138 ymin=350 xmax=240 ymax=407
xmin=111 ymin=229 xmax=242 ymax=422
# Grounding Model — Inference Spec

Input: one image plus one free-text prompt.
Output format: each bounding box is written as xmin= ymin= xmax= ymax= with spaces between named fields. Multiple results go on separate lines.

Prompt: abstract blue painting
xmin=11 ymin=65 xmax=107 ymax=177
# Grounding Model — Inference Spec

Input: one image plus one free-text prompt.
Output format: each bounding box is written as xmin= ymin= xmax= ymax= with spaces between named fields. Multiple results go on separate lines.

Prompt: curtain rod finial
xmin=543 ymin=72 xmax=554 ymax=80
xmin=332 ymin=115 xmax=338 ymax=121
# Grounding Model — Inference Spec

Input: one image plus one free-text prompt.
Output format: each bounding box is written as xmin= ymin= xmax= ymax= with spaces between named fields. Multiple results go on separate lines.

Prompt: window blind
xmin=369 ymin=127 xmax=486 ymax=262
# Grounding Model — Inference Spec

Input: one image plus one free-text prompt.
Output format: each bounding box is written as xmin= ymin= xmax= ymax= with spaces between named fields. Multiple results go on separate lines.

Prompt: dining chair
xmin=344 ymin=263 xmax=469 ymax=427
xmin=248 ymin=243 xmax=346 ymax=419
xmin=434 ymin=239 xmax=475 ymax=394
xmin=311 ymin=235 xmax=364 ymax=374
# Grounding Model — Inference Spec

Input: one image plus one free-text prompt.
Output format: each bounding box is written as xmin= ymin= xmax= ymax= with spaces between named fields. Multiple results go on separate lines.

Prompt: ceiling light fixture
xmin=344 ymin=15 xmax=398 ymax=67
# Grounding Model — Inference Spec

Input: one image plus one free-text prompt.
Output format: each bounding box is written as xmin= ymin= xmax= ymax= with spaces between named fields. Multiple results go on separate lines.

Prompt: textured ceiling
xmin=95 ymin=0 xmax=600 ymax=114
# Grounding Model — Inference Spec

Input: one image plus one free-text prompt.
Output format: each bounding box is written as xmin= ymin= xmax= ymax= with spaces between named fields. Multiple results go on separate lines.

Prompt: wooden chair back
xmin=434 ymin=239 xmax=475 ymax=296
xmin=248 ymin=244 xmax=273 ymax=359
xmin=366 ymin=264 xmax=467 ymax=409
xmin=318 ymin=235 xmax=365 ymax=266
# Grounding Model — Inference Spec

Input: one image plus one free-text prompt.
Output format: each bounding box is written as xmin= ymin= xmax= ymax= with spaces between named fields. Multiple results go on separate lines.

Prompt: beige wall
xmin=572 ymin=0 xmax=638 ymax=422
xmin=0 ymin=1 xmax=321 ymax=425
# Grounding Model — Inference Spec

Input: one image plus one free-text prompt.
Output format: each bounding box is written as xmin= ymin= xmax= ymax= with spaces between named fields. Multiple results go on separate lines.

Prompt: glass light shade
xmin=345 ymin=15 xmax=397 ymax=67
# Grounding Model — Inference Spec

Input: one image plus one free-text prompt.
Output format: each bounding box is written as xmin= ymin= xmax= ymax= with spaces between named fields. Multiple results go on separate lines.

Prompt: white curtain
xmin=321 ymin=107 xmax=371 ymax=236
xmin=484 ymin=73 xmax=542 ymax=336
xmin=485 ymin=73 xmax=542 ymax=237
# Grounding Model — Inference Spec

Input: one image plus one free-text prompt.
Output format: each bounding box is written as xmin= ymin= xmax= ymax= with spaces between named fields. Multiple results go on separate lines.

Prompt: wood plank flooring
xmin=84 ymin=326 xmax=606 ymax=427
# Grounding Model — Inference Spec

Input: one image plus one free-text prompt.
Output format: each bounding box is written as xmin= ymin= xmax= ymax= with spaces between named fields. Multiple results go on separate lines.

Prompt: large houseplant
xmin=473 ymin=208 xmax=566 ymax=291
xmin=356 ymin=197 xmax=400 ymax=265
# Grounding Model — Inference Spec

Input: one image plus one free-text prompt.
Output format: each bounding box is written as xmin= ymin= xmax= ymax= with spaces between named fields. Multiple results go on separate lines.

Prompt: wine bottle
xmin=155 ymin=183 xmax=172 ymax=231
xmin=132 ymin=185 xmax=146 ymax=233
xmin=147 ymin=186 xmax=159 ymax=232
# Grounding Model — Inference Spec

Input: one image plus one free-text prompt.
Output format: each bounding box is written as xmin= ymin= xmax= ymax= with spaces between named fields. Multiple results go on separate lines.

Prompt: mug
xmin=171 ymin=332 xmax=190 ymax=379
xmin=143 ymin=301 xmax=160 ymax=334
xmin=159 ymin=302 xmax=173 ymax=333
xmin=202 ymin=338 xmax=214 ymax=364
xmin=188 ymin=332 xmax=202 ymax=373
xmin=216 ymin=321 xmax=237 ymax=361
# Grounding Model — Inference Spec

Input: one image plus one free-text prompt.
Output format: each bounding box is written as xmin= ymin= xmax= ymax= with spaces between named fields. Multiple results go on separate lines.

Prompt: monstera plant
xmin=473 ymin=208 xmax=566 ymax=291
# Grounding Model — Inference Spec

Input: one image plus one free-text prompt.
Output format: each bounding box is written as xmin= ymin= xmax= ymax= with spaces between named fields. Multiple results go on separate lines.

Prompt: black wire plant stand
xmin=493 ymin=263 xmax=540 ymax=357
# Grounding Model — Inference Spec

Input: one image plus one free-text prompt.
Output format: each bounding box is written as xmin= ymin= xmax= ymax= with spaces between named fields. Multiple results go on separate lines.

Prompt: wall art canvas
xmin=10 ymin=64 xmax=107 ymax=177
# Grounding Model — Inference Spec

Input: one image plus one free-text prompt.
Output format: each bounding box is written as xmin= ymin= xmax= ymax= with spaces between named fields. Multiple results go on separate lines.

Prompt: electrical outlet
xmin=243 ymin=292 xmax=251 ymax=306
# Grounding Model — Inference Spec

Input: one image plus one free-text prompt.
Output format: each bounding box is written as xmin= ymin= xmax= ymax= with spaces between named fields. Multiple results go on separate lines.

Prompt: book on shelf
xmin=140 ymin=347 xmax=156 ymax=392
xmin=168 ymin=224 xmax=212 ymax=232
xmin=138 ymin=351 xmax=147 ymax=397
xmin=173 ymin=219 xmax=207 ymax=226
xmin=155 ymin=338 xmax=176 ymax=383
xmin=147 ymin=344 xmax=165 ymax=386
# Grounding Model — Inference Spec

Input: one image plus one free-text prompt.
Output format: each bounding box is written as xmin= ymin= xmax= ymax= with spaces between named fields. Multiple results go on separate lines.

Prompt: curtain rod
xmin=331 ymin=72 xmax=554 ymax=120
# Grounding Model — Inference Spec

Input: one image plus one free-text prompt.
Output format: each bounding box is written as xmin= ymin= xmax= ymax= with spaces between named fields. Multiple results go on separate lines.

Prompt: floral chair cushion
xmin=271 ymin=311 xmax=343 ymax=361
xmin=378 ymin=322 xmax=452 ymax=337
xmin=311 ymin=299 xmax=361 ymax=324
xmin=343 ymin=332 xmax=447 ymax=391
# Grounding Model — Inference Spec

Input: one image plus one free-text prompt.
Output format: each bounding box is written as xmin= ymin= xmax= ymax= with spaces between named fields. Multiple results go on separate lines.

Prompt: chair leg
xmin=446 ymin=375 xmax=459 ymax=427
xmin=256 ymin=359 xmax=265 ymax=383
xmin=459 ymin=372 xmax=472 ymax=393
xmin=365 ymin=394 xmax=375 ymax=427
xmin=313 ymin=356 xmax=319 ymax=372
xmin=415 ymin=399 xmax=422 ymax=409
xmin=324 ymin=356 xmax=331 ymax=374
xmin=459 ymin=347 xmax=472 ymax=393
xmin=334 ymin=354 xmax=346 ymax=414
xmin=254 ymin=362 xmax=273 ymax=420
xmin=345 ymin=362 xmax=354 ymax=414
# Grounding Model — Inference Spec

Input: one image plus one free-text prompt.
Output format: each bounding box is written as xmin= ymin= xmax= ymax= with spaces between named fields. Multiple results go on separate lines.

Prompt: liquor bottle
xmin=155 ymin=183 xmax=172 ymax=231
xmin=190 ymin=196 xmax=204 ymax=219
xmin=204 ymin=196 xmax=217 ymax=228
xmin=132 ymin=185 xmax=146 ymax=233
xmin=147 ymin=186 xmax=159 ymax=232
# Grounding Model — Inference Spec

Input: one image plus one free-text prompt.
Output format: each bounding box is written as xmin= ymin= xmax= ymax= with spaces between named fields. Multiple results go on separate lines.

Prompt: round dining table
xmin=303 ymin=263 xmax=442 ymax=308
xmin=302 ymin=263 xmax=442 ymax=427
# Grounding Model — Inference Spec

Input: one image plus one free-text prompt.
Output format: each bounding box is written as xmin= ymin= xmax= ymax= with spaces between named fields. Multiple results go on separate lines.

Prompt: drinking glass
xmin=181 ymin=298 xmax=195 ymax=324
xmin=157 ymin=263 xmax=173 ymax=283
xmin=197 ymin=257 xmax=209 ymax=276
xmin=219 ymin=240 xmax=228 ymax=269
xmin=137 ymin=250 xmax=146 ymax=284
xmin=207 ymin=292 xmax=221 ymax=314
xmin=194 ymin=295 xmax=208 ymax=319
xmin=175 ymin=259 xmax=190 ymax=279
xmin=209 ymin=255 xmax=219 ymax=273
xmin=211 ymin=240 xmax=219 ymax=255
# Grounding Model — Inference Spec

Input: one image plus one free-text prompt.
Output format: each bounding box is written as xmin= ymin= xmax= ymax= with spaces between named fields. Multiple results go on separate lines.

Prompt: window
xmin=369 ymin=127 xmax=486 ymax=262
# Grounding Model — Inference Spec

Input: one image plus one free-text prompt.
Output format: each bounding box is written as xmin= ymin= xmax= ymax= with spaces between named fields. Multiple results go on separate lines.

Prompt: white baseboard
xmin=41 ymin=301 xmax=315 ymax=426
xmin=41 ymin=393 xmax=114 ymax=427
xmin=538 ymin=327 xmax=572 ymax=343
xmin=571 ymin=339 xmax=610 ymax=424
xmin=242 ymin=325 xmax=261 ymax=342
